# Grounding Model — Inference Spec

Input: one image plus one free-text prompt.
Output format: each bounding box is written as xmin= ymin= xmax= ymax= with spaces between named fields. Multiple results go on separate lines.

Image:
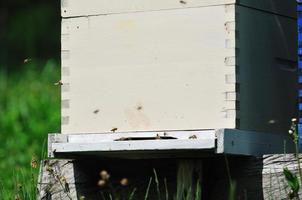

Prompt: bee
xmin=116 ymin=137 xmax=127 ymax=141
xmin=97 ymin=179 xmax=106 ymax=187
xmin=93 ymin=109 xmax=100 ymax=114
xmin=99 ymin=170 xmax=110 ymax=180
xmin=156 ymin=134 xmax=161 ymax=140
xmin=23 ymin=58 xmax=32 ymax=63
xmin=111 ymin=127 xmax=118 ymax=132
xmin=120 ymin=178 xmax=129 ymax=186
xmin=54 ymin=80 xmax=63 ymax=86
xmin=31 ymin=157 xmax=38 ymax=169
xmin=180 ymin=0 xmax=186 ymax=4
xmin=189 ymin=135 xmax=197 ymax=139
xmin=137 ymin=106 xmax=143 ymax=110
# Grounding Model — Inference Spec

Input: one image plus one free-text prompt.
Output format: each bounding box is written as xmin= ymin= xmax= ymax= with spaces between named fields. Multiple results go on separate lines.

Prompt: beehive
xmin=61 ymin=0 xmax=297 ymax=134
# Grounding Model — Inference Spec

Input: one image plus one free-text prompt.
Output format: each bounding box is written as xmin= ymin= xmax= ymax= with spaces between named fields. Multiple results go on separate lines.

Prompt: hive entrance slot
xmin=114 ymin=136 xmax=177 ymax=141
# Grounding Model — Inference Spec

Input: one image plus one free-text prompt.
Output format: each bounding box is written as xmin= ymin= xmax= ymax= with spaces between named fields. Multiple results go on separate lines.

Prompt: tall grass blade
xmin=41 ymin=138 xmax=47 ymax=160
xmin=128 ymin=187 xmax=137 ymax=200
xmin=243 ymin=189 xmax=248 ymax=200
xmin=185 ymin=187 xmax=192 ymax=200
xmin=228 ymin=181 xmax=236 ymax=200
xmin=144 ymin=177 xmax=153 ymax=200
xmin=195 ymin=180 xmax=202 ymax=200
xmin=164 ymin=178 xmax=168 ymax=200
xmin=153 ymin=169 xmax=161 ymax=200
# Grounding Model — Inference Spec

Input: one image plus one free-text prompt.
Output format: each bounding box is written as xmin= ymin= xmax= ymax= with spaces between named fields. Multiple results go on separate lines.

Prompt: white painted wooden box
xmin=61 ymin=0 xmax=297 ymax=134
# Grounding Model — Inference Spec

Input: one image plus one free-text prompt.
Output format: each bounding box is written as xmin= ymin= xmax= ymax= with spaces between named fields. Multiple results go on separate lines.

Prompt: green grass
xmin=0 ymin=59 xmax=60 ymax=199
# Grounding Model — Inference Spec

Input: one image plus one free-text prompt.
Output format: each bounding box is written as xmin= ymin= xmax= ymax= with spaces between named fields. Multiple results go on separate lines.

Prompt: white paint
xmin=61 ymin=0 xmax=235 ymax=17
xmin=57 ymin=130 xmax=215 ymax=143
xmin=60 ymin=1 xmax=296 ymax=135
xmin=52 ymin=139 xmax=216 ymax=153
xmin=61 ymin=6 xmax=236 ymax=134
xmin=61 ymin=0 xmax=295 ymax=18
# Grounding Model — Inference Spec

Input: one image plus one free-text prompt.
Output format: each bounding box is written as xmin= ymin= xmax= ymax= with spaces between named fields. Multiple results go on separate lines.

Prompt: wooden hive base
xmin=48 ymin=129 xmax=294 ymax=158
xmin=37 ymin=155 xmax=302 ymax=200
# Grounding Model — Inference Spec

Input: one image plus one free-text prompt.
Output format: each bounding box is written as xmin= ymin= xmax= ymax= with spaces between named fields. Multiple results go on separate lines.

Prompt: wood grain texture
xmin=37 ymin=160 xmax=98 ymax=200
xmin=261 ymin=155 xmax=302 ymax=200
xmin=61 ymin=5 xmax=236 ymax=134
xmin=61 ymin=0 xmax=295 ymax=18
xmin=206 ymin=154 xmax=302 ymax=199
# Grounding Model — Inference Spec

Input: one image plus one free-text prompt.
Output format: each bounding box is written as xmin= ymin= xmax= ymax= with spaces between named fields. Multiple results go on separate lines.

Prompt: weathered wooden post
xmin=38 ymin=0 xmax=298 ymax=199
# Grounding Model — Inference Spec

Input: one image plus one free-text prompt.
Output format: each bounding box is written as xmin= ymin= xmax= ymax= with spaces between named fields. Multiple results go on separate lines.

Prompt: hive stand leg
xmin=37 ymin=159 xmax=99 ymax=200
xmin=207 ymin=154 xmax=302 ymax=200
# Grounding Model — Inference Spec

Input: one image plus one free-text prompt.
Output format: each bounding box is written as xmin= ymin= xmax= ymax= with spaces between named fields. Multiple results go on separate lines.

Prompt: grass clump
xmin=0 ymin=59 xmax=60 ymax=199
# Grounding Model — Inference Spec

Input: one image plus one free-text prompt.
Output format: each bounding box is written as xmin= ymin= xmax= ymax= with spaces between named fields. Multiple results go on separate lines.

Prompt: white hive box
xmin=60 ymin=0 xmax=297 ymax=135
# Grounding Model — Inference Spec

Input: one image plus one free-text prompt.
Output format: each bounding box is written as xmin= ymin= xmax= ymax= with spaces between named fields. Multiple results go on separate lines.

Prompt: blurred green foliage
xmin=0 ymin=0 xmax=60 ymax=70
xmin=0 ymin=60 xmax=60 ymax=197
xmin=0 ymin=0 xmax=61 ymax=197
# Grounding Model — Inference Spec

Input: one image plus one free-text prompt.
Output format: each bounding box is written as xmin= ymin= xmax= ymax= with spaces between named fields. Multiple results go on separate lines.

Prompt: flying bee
xmin=93 ymin=109 xmax=100 ymax=114
xmin=23 ymin=58 xmax=32 ymax=63
xmin=180 ymin=0 xmax=186 ymax=4
xmin=54 ymin=80 xmax=63 ymax=86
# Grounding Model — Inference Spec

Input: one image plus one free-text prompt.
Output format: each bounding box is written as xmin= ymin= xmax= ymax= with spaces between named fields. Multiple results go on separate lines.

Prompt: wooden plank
xmin=48 ymin=130 xmax=216 ymax=158
xmin=51 ymin=139 xmax=216 ymax=155
xmin=216 ymin=129 xmax=295 ymax=156
xmin=236 ymin=5 xmax=297 ymax=134
xmin=37 ymin=160 xmax=97 ymax=200
xmin=54 ymin=130 xmax=215 ymax=143
xmin=261 ymin=155 xmax=302 ymax=199
xmin=61 ymin=0 xmax=295 ymax=18
xmin=61 ymin=6 xmax=236 ymax=134
xmin=61 ymin=0 xmax=235 ymax=17
xmin=48 ymin=134 xmax=68 ymax=158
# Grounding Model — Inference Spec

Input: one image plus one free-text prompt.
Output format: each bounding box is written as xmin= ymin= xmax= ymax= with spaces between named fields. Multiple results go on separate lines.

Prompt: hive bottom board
xmin=48 ymin=129 xmax=294 ymax=158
